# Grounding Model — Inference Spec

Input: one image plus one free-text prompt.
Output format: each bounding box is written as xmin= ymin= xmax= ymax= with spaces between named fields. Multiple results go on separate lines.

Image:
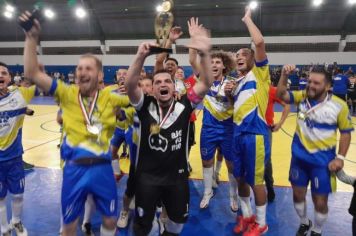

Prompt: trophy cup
xmin=152 ymin=0 xmax=174 ymax=54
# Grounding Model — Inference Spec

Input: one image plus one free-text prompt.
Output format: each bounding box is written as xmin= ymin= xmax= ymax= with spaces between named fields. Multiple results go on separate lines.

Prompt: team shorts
xmin=200 ymin=125 xmax=234 ymax=161
xmin=61 ymin=162 xmax=118 ymax=224
xmin=289 ymin=157 xmax=335 ymax=195
xmin=233 ymin=133 xmax=270 ymax=186
xmin=0 ymin=157 xmax=25 ymax=198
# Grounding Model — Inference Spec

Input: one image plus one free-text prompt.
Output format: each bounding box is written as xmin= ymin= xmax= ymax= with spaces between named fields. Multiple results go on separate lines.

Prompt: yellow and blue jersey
xmin=0 ymin=86 xmax=36 ymax=161
xmin=289 ymin=90 xmax=354 ymax=166
xmin=49 ymin=80 xmax=129 ymax=161
xmin=232 ymin=59 xmax=270 ymax=135
xmin=202 ymin=76 xmax=234 ymax=128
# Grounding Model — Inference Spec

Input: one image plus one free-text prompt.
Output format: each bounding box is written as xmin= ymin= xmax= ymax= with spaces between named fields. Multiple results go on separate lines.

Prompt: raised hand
xmin=186 ymin=25 xmax=211 ymax=53
xmin=187 ymin=17 xmax=203 ymax=37
xmin=19 ymin=11 xmax=41 ymax=39
xmin=136 ymin=42 xmax=157 ymax=58
xmin=282 ymin=64 xmax=297 ymax=76
xmin=242 ymin=6 xmax=252 ymax=22
xmin=224 ymin=81 xmax=237 ymax=96
xmin=169 ymin=26 xmax=183 ymax=43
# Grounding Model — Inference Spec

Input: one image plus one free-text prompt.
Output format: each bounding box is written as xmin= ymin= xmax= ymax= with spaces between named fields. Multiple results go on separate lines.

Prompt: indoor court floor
xmin=3 ymin=96 xmax=356 ymax=235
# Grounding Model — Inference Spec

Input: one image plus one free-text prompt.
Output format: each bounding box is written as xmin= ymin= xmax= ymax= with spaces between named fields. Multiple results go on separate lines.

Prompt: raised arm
xmin=126 ymin=42 xmax=155 ymax=104
xmin=154 ymin=26 xmax=183 ymax=73
xmin=186 ymin=26 xmax=212 ymax=100
xmin=272 ymin=103 xmax=290 ymax=132
xmin=20 ymin=12 xmax=52 ymax=92
xmin=277 ymin=64 xmax=296 ymax=103
xmin=188 ymin=18 xmax=202 ymax=75
xmin=242 ymin=7 xmax=266 ymax=62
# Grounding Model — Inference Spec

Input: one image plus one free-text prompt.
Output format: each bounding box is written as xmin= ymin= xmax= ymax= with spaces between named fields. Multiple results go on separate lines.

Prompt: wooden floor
xmin=23 ymin=103 xmax=356 ymax=192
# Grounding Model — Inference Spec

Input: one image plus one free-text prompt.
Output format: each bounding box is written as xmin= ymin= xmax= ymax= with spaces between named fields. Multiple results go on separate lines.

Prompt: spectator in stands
xmin=332 ymin=68 xmax=349 ymax=101
xmin=68 ymin=71 xmax=75 ymax=84
xmin=348 ymin=74 xmax=356 ymax=115
xmin=299 ymin=73 xmax=308 ymax=90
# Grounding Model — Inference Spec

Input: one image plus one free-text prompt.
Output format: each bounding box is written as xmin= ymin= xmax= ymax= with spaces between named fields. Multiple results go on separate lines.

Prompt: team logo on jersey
xmin=0 ymin=112 xmax=10 ymax=128
xmin=137 ymin=207 xmax=144 ymax=217
xmin=9 ymin=98 xmax=18 ymax=107
xmin=148 ymin=133 xmax=168 ymax=152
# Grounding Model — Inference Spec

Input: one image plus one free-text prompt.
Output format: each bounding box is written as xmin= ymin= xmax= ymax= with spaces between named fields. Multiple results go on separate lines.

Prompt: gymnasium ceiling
xmin=0 ymin=0 xmax=356 ymax=54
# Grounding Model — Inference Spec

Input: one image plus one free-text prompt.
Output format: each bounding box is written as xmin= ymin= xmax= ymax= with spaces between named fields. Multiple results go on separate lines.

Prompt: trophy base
xmin=149 ymin=46 xmax=173 ymax=54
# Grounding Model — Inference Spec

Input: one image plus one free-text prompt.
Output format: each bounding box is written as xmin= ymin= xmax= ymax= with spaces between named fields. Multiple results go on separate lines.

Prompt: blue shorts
xmin=233 ymin=133 xmax=270 ymax=186
xmin=0 ymin=157 xmax=25 ymax=198
xmin=289 ymin=157 xmax=336 ymax=194
xmin=61 ymin=162 xmax=118 ymax=224
xmin=110 ymin=127 xmax=126 ymax=148
xmin=200 ymin=125 xmax=234 ymax=161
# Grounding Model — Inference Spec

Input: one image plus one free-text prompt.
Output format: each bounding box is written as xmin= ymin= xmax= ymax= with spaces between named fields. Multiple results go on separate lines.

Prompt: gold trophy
xmin=153 ymin=0 xmax=174 ymax=53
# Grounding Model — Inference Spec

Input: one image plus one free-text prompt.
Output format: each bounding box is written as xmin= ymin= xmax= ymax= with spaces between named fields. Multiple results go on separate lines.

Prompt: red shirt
xmin=184 ymin=75 xmax=198 ymax=122
xmin=265 ymin=86 xmax=283 ymax=126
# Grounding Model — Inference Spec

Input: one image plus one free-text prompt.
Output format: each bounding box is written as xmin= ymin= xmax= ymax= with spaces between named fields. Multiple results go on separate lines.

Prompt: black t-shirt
xmin=134 ymin=94 xmax=195 ymax=185
xmin=349 ymin=181 xmax=356 ymax=216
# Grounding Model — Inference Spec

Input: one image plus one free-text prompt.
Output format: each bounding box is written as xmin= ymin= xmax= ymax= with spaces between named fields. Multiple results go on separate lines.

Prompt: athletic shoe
xmin=310 ymin=230 xmax=321 ymax=236
xmin=158 ymin=216 xmax=165 ymax=235
xmin=11 ymin=221 xmax=28 ymax=236
xmin=230 ymin=195 xmax=239 ymax=212
xmin=81 ymin=222 xmax=94 ymax=236
xmin=296 ymin=219 xmax=312 ymax=236
xmin=1 ymin=229 xmax=11 ymax=236
xmin=243 ymin=222 xmax=268 ymax=236
xmin=233 ymin=215 xmax=256 ymax=234
xmin=199 ymin=191 xmax=214 ymax=209
xmin=117 ymin=210 xmax=129 ymax=228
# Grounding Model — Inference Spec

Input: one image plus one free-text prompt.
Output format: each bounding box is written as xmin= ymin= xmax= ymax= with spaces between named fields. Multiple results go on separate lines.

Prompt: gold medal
xmin=150 ymin=123 xmax=160 ymax=135
xmin=298 ymin=112 xmax=306 ymax=121
xmin=87 ymin=124 xmax=100 ymax=135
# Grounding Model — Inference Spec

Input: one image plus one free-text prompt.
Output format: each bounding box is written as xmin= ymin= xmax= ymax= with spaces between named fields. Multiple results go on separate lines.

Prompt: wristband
xmin=336 ymin=154 xmax=345 ymax=160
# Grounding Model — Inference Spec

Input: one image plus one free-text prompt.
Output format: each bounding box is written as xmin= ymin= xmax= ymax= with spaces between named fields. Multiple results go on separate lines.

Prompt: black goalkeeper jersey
xmin=134 ymin=94 xmax=195 ymax=185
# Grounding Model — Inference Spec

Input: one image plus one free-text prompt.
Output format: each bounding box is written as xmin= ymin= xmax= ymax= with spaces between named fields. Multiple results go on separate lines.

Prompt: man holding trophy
xmin=125 ymin=2 xmax=214 ymax=235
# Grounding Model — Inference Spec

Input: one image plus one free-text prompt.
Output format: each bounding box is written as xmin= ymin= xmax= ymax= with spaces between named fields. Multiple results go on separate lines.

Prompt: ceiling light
xmin=3 ymin=11 xmax=13 ymax=19
xmin=349 ymin=0 xmax=356 ymax=5
xmin=249 ymin=1 xmax=258 ymax=10
xmin=312 ymin=0 xmax=323 ymax=7
xmin=5 ymin=4 xmax=15 ymax=13
xmin=44 ymin=9 xmax=55 ymax=19
xmin=75 ymin=7 xmax=86 ymax=18
xmin=156 ymin=5 xmax=163 ymax=12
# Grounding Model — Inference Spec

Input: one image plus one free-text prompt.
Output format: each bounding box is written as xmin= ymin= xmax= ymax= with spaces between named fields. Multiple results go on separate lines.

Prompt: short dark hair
xmin=310 ymin=66 xmax=332 ymax=85
xmin=153 ymin=69 xmax=173 ymax=82
xmin=164 ymin=57 xmax=179 ymax=66
xmin=0 ymin=62 xmax=8 ymax=69
xmin=80 ymin=54 xmax=103 ymax=71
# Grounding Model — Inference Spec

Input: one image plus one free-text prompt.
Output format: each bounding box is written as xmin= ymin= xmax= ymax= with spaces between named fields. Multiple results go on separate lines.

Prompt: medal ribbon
xmin=78 ymin=90 xmax=99 ymax=127
xmin=158 ymin=100 xmax=175 ymax=128
xmin=304 ymin=93 xmax=329 ymax=115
